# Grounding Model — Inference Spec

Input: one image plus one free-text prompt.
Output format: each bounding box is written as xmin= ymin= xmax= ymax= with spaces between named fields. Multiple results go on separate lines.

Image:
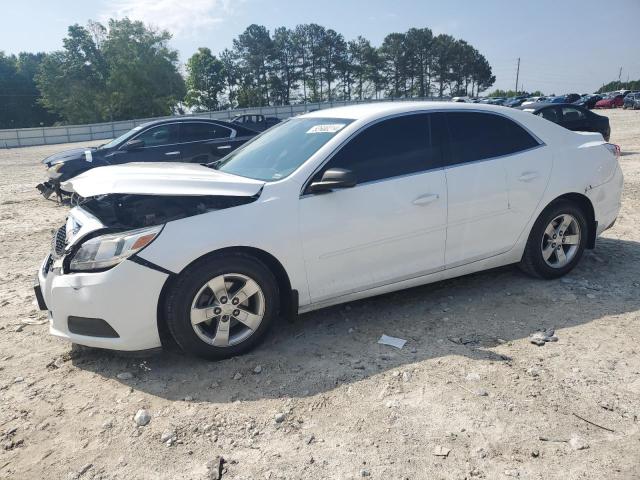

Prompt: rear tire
xmin=164 ymin=253 xmax=279 ymax=360
xmin=519 ymin=200 xmax=588 ymax=279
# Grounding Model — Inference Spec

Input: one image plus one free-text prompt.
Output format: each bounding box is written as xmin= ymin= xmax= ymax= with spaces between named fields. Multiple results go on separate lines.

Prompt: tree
xmin=0 ymin=52 xmax=58 ymax=128
xmin=36 ymin=19 xmax=184 ymax=124
xmin=405 ymin=28 xmax=434 ymax=97
xmin=270 ymin=27 xmax=300 ymax=105
xmin=36 ymin=24 xmax=108 ymax=123
xmin=233 ymin=24 xmax=273 ymax=107
xmin=380 ymin=33 xmax=408 ymax=98
xmin=185 ymin=47 xmax=225 ymax=111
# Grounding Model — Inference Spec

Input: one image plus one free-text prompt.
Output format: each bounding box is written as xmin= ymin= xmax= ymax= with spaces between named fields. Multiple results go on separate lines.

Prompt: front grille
xmin=51 ymin=224 xmax=66 ymax=259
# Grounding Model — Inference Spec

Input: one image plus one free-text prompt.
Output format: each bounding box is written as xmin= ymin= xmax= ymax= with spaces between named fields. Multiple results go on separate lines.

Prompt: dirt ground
xmin=0 ymin=109 xmax=639 ymax=480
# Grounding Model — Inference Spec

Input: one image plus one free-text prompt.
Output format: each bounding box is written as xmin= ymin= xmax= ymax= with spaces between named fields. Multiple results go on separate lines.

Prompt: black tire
xmin=519 ymin=200 xmax=588 ymax=279
xmin=164 ymin=253 xmax=279 ymax=360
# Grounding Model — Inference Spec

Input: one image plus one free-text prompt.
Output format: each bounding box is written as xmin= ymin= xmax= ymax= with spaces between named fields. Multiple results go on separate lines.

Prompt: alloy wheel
xmin=190 ymin=273 xmax=265 ymax=347
xmin=540 ymin=214 xmax=581 ymax=268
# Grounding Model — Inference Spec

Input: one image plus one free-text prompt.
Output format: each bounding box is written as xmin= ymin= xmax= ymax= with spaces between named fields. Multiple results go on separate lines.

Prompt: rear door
xmin=179 ymin=122 xmax=240 ymax=163
xmin=300 ymin=113 xmax=448 ymax=303
xmin=443 ymin=111 xmax=544 ymax=267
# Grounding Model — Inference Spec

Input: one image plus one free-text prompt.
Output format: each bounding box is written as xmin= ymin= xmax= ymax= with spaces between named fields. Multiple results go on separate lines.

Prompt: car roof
xmin=299 ymin=101 xmax=525 ymax=121
xmin=142 ymin=117 xmax=236 ymax=128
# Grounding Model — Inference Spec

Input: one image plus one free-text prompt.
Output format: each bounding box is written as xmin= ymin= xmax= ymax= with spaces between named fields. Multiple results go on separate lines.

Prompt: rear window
xmin=446 ymin=112 xmax=539 ymax=165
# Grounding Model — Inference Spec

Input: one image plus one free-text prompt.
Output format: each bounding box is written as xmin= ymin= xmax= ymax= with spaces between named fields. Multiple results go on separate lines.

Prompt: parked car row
xmin=457 ymin=90 xmax=640 ymax=111
xmin=33 ymin=102 xmax=623 ymax=359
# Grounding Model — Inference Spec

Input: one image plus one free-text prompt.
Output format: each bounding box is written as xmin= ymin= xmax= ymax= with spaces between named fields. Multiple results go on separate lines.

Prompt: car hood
xmin=61 ymin=162 xmax=265 ymax=198
xmin=43 ymin=147 xmax=97 ymax=166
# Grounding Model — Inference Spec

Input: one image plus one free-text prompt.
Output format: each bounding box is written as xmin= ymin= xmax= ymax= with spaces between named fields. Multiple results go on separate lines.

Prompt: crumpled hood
xmin=43 ymin=147 xmax=96 ymax=166
xmin=61 ymin=162 xmax=265 ymax=198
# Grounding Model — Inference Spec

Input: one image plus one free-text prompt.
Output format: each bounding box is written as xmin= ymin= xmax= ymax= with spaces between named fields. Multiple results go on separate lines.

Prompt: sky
xmin=2 ymin=0 xmax=640 ymax=95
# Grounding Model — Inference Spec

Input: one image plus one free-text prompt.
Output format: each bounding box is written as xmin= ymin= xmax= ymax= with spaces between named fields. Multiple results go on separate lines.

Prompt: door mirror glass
xmin=307 ymin=168 xmax=356 ymax=193
xmin=123 ymin=139 xmax=145 ymax=151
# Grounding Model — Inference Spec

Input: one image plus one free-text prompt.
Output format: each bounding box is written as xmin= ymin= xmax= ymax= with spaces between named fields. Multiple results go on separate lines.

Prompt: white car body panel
xmin=62 ymin=162 xmax=265 ymax=198
xmin=299 ymin=169 xmax=447 ymax=302
xmin=38 ymin=102 xmax=623 ymax=351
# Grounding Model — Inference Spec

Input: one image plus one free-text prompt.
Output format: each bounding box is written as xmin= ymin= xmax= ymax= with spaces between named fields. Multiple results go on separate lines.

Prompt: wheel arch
xmin=543 ymin=192 xmax=597 ymax=249
xmin=156 ymin=246 xmax=296 ymax=348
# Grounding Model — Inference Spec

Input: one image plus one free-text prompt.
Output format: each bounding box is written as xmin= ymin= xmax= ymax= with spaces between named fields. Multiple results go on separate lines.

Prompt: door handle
xmin=165 ymin=151 xmax=180 ymax=156
xmin=217 ymin=145 xmax=232 ymax=150
xmin=518 ymin=172 xmax=539 ymax=182
xmin=412 ymin=193 xmax=439 ymax=206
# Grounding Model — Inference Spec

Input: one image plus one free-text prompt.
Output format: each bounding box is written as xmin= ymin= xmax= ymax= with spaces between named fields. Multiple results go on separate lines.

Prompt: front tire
xmin=519 ymin=200 xmax=588 ymax=279
xmin=164 ymin=254 xmax=279 ymax=360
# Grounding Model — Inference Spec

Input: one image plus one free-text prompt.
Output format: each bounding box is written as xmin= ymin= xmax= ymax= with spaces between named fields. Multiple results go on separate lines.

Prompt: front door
xmin=113 ymin=123 xmax=180 ymax=163
xmin=300 ymin=113 xmax=448 ymax=303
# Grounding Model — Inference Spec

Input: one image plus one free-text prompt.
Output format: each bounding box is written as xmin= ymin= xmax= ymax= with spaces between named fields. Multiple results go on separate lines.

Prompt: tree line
xmin=596 ymin=79 xmax=640 ymax=94
xmin=0 ymin=19 xmax=495 ymax=129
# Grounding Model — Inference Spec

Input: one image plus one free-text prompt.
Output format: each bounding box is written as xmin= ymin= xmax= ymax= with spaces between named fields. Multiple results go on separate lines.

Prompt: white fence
xmin=0 ymin=97 xmax=443 ymax=148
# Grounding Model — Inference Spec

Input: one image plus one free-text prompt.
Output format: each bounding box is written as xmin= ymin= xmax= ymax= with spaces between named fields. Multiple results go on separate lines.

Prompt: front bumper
xmin=37 ymin=256 xmax=168 ymax=351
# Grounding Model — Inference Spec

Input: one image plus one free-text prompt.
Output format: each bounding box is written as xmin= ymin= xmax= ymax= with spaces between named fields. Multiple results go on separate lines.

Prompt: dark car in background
xmin=231 ymin=114 xmax=281 ymax=131
xmin=574 ymin=94 xmax=603 ymax=109
xmin=37 ymin=118 xmax=259 ymax=199
xmin=563 ymin=93 xmax=581 ymax=104
xmin=503 ymin=96 xmax=529 ymax=107
xmin=623 ymin=92 xmax=640 ymax=109
xmin=518 ymin=103 xmax=610 ymax=141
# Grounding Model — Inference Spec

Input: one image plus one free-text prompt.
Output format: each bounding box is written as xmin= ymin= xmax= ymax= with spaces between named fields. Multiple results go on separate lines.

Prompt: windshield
xmin=216 ymin=117 xmax=353 ymax=181
xmin=99 ymin=125 xmax=144 ymax=149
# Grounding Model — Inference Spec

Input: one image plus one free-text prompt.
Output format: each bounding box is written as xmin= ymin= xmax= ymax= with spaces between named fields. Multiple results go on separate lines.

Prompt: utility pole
xmin=515 ymin=58 xmax=520 ymax=93
xmin=618 ymin=67 xmax=622 ymax=82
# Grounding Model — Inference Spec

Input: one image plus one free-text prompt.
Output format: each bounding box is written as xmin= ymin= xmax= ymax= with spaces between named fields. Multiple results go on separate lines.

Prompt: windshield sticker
xmin=84 ymin=150 xmax=93 ymax=162
xmin=306 ymin=124 xmax=347 ymax=134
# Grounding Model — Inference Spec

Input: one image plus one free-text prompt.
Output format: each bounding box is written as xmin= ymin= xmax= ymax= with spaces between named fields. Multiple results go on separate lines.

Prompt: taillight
xmin=604 ymin=143 xmax=620 ymax=159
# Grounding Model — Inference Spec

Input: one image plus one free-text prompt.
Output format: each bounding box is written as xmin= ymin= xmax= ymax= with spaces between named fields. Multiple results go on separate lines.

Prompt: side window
xmin=135 ymin=124 xmax=178 ymax=147
xmin=446 ymin=112 xmax=539 ymax=165
xmin=321 ymin=114 xmax=443 ymax=184
xmin=181 ymin=123 xmax=232 ymax=142
xmin=536 ymin=108 xmax=560 ymax=123
xmin=561 ymin=107 xmax=585 ymax=122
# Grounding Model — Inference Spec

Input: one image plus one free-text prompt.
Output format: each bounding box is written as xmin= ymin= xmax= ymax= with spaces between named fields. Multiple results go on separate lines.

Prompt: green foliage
xmin=0 ymin=52 xmax=59 ymax=128
xmin=9 ymin=19 xmax=498 ymax=127
xmin=36 ymin=19 xmax=185 ymax=124
xmin=485 ymin=89 xmax=544 ymax=98
xmin=185 ymin=48 xmax=225 ymax=111
xmin=596 ymin=80 xmax=640 ymax=93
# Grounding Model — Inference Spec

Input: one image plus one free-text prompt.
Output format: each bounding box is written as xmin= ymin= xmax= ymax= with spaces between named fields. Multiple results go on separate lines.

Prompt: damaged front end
xmin=47 ymin=193 xmax=259 ymax=275
xmin=75 ymin=193 xmax=257 ymax=230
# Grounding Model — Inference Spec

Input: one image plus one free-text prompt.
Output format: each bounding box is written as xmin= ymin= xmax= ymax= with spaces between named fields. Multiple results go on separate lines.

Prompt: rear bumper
xmin=37 ymin=256 xmax=168 ymax=351
xmin=587 ymin=163 xmax=624 ymax=237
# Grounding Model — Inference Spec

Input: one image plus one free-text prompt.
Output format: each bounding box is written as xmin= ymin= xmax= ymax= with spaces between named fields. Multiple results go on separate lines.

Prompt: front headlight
xmin=47 ymin=163 xmax=64 ymax=179
xmin=69 ymin=225 xmax=162 ymax=271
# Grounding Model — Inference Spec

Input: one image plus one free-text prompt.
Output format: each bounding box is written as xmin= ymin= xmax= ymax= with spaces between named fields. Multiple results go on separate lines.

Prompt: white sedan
xmin=35 ymin=102 xmax=623 ymax=359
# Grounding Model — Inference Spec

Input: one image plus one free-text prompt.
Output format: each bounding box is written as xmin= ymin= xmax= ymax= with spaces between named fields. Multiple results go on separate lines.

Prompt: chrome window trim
xmin=120 ymin=120 xmax=237 ymax=150
xmin=299 ymin=108 xmax=545 ymax=198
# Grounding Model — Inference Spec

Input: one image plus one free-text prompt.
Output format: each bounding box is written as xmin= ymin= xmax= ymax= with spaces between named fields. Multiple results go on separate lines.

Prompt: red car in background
xmin=595 ymin=94 xmax=624 ymax=109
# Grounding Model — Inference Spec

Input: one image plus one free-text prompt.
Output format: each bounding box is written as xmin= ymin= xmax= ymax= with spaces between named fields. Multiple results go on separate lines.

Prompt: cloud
xmin=101 ymin=0 xmax=237 ymax=37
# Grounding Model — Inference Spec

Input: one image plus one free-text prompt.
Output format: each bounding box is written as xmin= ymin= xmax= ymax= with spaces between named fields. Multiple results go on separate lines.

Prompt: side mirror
xmin=123 ymin=139 xmax=144 ymax=151
xmin=307 ymin=168 xmax=356 ymax=194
